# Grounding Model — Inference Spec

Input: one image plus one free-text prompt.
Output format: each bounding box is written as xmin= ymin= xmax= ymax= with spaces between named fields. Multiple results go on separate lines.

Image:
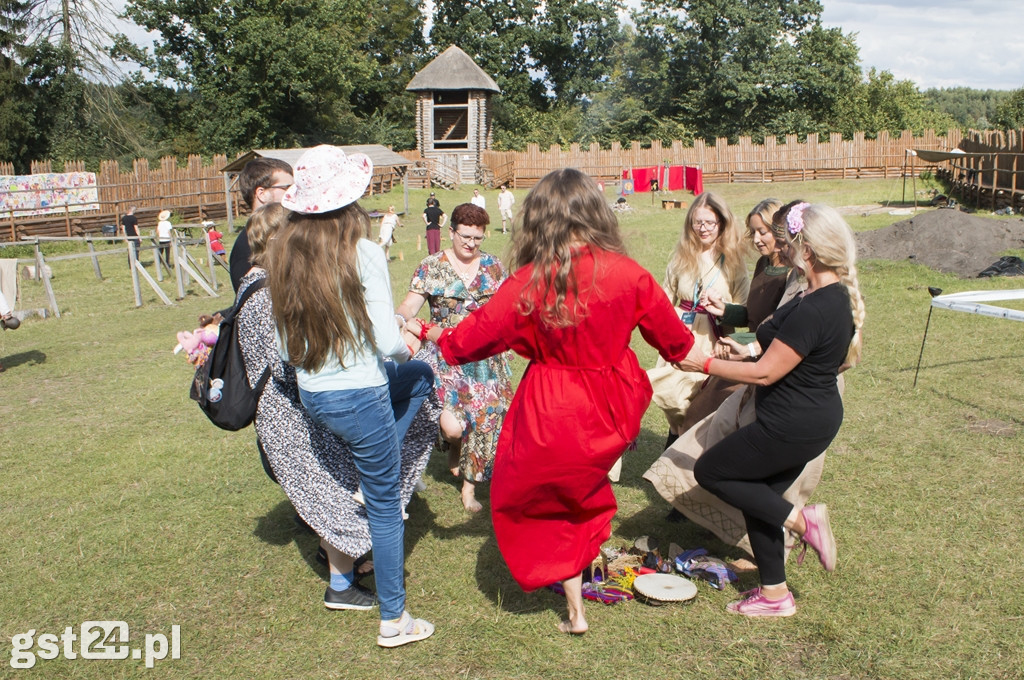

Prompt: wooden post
xmin=128 ymin=236 xmax=143 ymax=307
xmin=8 ymin=209 xmax=14 ymax=242
xmin=34 ymin=245 xmax=60 ymax=317
xmin=64 ymin=204 xmax=71 ymax=237
xmin=172 ymin=233 xmax=186 ymax=300
xmin=204 ymin=229 xmax=218 ymax=291
xmin=151 ymin=236 xmax=164 ymax=282
xmin=1012 ymin=155 xmax=1019 ymax=211
xmin=86 ymin=235 xmax=103 ymax=280
xmin=991 ymin=154 xmax=997 ymax=212
xmin=134 ymin=258 xmax=172 ymax=306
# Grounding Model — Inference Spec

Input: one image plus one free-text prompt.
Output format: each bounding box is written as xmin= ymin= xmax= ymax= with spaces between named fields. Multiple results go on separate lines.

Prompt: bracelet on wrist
xmin=395 ymin=313 xmax=406 ymax=329
xmin=417 ymin=322 xmax=436 ymax=342
xmin=747 ymin=343 xmax=757 ymax=358
xmin=703 ymin=357 xmax=714 ymax=374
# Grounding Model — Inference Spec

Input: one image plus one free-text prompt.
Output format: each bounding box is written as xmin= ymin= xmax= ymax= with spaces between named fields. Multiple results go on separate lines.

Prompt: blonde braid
xmin=838 ymin=260 xmax=866 ymax=367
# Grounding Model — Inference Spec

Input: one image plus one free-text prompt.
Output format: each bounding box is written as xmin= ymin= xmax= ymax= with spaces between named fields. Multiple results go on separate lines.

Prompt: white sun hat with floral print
xmin=281 ymin=145 xmax=373 ymax=214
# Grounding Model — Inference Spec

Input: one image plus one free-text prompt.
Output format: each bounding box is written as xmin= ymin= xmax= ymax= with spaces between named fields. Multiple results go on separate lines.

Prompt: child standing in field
xmin=206 ymin=225 xmax=226 ymax=257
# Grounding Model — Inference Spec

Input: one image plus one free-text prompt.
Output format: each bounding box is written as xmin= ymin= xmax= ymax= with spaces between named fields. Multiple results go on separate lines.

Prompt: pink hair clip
xmin=787 ymin=202 xmax=809 ymax=235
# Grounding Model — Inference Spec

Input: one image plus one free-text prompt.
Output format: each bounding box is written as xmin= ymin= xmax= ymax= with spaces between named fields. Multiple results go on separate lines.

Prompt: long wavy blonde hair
xmin=508 ymin=168 xmax=625 ymax=328
xmin=246 ymin=202 xmax=290 ymax=268
xmin=268 ymin=204 xmax=375 ymax=372
xmin=782 ymin=202 xmax=866 ymax=367
xmin=666 ymin=191 xmax=746 ymax=296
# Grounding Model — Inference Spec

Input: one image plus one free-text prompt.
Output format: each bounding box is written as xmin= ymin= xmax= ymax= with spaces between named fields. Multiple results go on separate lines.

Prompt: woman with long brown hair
xmin=648 ymin=192 xmax=749 ymax=447
xmin=269 ymin=145 xmax=435 ymax=648
xmin=409 ymin=168 xmax=694 ymax=635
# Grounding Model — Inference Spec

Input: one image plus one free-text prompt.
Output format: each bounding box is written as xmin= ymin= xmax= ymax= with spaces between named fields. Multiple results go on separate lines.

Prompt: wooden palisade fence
xmin=0 ymin=154 xmax=410 ymax=243
xmin=482 ymin=129 xmax=967 ymax=188
xmin=4 ymin=128 xmax=1024 ymax=242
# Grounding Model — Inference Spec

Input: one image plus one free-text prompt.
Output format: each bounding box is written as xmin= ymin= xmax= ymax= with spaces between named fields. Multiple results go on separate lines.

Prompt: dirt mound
xmin=855 ymin=209 xmax=1024 ymax=278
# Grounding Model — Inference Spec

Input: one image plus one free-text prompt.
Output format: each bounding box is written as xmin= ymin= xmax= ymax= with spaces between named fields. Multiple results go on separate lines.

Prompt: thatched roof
xmin=221 ymin=145 xmax=411 ymax=173
xmin=406 ymin=45 xmax=500 ymax=93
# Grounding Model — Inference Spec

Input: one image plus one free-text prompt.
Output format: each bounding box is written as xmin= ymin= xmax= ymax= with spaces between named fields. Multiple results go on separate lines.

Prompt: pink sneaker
xmin=799 ymin=504 xmax=837 ymax=572
xmin=726 ymin=587 xmax=796 ymax=617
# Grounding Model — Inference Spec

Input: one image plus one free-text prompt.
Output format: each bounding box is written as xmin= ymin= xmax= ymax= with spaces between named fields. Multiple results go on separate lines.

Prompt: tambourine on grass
xmin=632 ymin=573 xmax=698 ymax=606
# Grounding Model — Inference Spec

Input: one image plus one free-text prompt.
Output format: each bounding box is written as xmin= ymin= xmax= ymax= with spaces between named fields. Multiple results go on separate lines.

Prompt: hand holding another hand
xmin=673 ymin=346 xmax=708 ymax=373
xmin=701 ymin=291 xmax=725 ymax=317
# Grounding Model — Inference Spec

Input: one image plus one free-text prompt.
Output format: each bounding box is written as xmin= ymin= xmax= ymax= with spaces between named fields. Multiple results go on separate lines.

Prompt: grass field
xmin=2 ymin=178 xmax=1023 ymax=678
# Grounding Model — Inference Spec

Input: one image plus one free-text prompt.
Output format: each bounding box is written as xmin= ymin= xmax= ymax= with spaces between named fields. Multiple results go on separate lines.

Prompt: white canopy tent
xmin=914 ymin=287 xmax=1024 ymax=386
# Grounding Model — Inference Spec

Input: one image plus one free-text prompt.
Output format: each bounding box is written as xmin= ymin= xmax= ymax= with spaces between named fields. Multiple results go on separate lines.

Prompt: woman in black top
xmin=677 ymin=201 xmax=865 ymax=618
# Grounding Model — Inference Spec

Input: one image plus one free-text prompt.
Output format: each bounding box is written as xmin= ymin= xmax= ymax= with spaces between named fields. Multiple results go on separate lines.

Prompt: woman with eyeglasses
xmin=396 ymin=203 xmax=514 ymax=512
xmin=648 ymin=191 xmax=750 ymax=449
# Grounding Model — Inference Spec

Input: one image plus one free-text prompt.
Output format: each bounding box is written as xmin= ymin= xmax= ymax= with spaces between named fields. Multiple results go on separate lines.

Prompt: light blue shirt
xmin=278 ymin=239 xmax=408 ymax=392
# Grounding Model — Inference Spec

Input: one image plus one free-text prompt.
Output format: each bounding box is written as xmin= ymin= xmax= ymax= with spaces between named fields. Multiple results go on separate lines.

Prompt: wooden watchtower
xmin=406 ymin=45 xmax=500 ymax=187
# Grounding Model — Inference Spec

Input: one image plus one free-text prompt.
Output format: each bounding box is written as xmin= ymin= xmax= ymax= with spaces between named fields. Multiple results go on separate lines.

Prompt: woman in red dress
xmin=409 ymin=168 xmax=694 ymax=634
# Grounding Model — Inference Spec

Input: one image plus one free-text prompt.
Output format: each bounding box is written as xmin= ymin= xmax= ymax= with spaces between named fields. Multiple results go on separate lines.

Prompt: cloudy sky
xmin=820 ymin=0 xmax=1024 ymax=90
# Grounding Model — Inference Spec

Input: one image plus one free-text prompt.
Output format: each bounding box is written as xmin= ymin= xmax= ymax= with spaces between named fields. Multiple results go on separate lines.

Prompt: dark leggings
xmin=694 ymin=421 xmax=834 ymax=585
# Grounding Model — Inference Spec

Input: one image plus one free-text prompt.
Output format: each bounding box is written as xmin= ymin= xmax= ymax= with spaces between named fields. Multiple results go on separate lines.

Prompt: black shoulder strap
xmin=227 ymin=278 xmax=266 ymax=321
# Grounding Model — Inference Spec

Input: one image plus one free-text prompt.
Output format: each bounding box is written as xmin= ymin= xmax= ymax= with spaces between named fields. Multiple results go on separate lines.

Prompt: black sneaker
xmin=324 ymin=584 xmax=377 ymax=611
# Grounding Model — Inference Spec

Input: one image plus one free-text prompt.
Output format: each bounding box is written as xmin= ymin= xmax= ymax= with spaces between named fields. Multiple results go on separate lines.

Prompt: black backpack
xmin=190 ymin=279 xmax=271 ymax=430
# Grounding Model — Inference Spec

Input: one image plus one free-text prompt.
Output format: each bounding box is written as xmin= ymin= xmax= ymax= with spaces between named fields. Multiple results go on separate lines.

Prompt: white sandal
xmin=377 ymin=611 xmax=434 ymax=648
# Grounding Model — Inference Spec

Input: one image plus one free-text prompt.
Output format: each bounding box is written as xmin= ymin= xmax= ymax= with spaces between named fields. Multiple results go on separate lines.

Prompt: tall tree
xmin=992 ymin=86 xmax=1024 ymax=130
xmin=23 ymin=0 xmax=133 ymax=161
xmin=0 ymin=0 xmax=34 ymax=167
xmin=530 ymin=0 xmax=623 ymax=105
xmin=430 ymin=0 xmax=544 ymax=108
xmin=625 ymin=0 xmax=861 ymax=141
xmin=837 ymin=69 xmax=957 ymax=137
xmin=118 ymin=0 xmax=425 ymax=154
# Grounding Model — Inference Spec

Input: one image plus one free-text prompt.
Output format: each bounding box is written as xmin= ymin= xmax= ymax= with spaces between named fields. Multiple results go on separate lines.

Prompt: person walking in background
xmin=422 ymin=198 xmax=446 ymax=256
xmin=206 ymin=224 xmax=226 ymax=258
xmin=497 ymin=185 xmax=514 ymax=234
xmin=377 ymin=205 xmax=401 ymax=261
xmin=470 ymin=189 xmax=486 ymax=210
xmin=676 ymin=202 xmax=865 ymax=618
xmin=120 ymin=205 xmax=141 ymax=261
xmin=412 ymin=169 xmax=694 ymax=635
xmin=229 ymin=158 xmax=294 ymax=292
xmin=398 ymin=203 xmax=514 ymax=513
xmin=270 ymin=145 xmax=435 ymax=648
xmin=156 ymin=209 xmax=173 ymax=267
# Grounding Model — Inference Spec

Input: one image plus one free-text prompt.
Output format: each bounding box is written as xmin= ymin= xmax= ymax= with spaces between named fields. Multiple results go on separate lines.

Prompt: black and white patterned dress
xmin=234 ymin=269 xmax=440 ymax=557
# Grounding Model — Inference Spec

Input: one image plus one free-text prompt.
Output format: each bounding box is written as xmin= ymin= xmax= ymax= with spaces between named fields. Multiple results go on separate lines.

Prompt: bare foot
xmin=557 ymin=619 xmax=588 ymax=635
xmin=461 ymin=486 xmax=482 ymax=513
xmin=447 ymin=448 xmax=460 ymax=477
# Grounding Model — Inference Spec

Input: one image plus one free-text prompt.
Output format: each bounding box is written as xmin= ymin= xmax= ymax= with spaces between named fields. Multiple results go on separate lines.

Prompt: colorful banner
xmin=0 ymin=172 xmax=100 ymax=217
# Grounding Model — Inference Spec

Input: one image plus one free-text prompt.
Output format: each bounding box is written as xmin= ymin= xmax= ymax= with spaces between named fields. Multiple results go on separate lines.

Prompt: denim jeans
xmin=299 ymin=359 xmax=433 ymax=620
xmin=384 ymin=359 xmax=434 ymax=444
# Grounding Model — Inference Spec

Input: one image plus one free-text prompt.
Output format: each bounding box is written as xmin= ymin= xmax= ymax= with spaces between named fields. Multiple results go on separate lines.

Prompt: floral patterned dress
xmin=409 ymin=250 xmax=514 ymax=482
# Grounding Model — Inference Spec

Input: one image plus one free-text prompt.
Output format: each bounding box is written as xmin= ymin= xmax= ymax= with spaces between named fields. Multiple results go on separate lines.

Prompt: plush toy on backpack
xmin=174 ymin=314 xmax=222 ymax=367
